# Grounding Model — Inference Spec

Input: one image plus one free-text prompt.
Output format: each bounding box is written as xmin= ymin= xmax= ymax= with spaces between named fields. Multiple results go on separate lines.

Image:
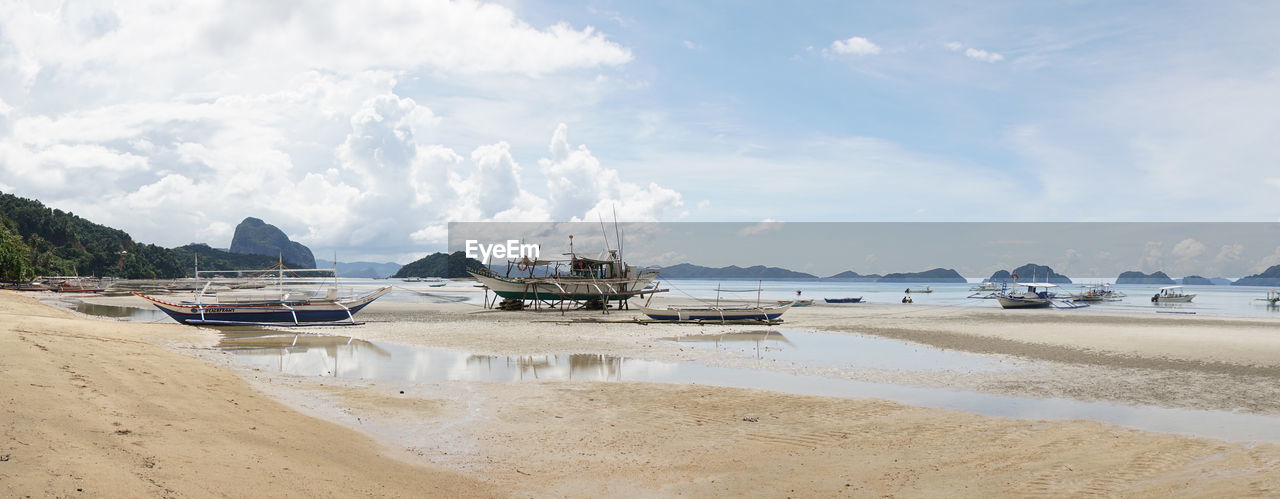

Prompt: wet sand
xmin=9 ymin=290 xmax=1280 ymax=495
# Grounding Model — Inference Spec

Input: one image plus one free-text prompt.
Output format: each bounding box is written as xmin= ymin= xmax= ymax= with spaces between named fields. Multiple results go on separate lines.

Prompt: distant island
xmin=316 ymin=259 xmax=402 ymax=279
xmin=823 ymin=270 xmax=882 ymax=281
xmin=1232 ymin=265 xmax=1280 ymax=286
xmin=229 ymin=217 xmax=315 ymax=268
xmin=988 ymin=263 xmax=1072 ymax=284
xmin=655 ymin=263 xmax=818 ymax=279
xmin=877 ymin=268 xmax=967 ymax=283
xmin=1178 ymin=275 xmax=1230 ymax=285
xmin=1116 ymin=271 xmax=1176 ymax=285
xmin=394 ymin=251 xmax=486 ymax=278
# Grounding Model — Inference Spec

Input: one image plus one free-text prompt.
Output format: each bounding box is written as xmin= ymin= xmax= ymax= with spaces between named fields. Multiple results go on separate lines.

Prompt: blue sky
xmin=1 ymin=1 xmax=1278 ymax=262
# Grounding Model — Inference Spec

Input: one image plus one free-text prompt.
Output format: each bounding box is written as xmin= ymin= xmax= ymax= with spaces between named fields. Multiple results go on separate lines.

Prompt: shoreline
xmin=10 ymin=290 xmax=1280 ymax=495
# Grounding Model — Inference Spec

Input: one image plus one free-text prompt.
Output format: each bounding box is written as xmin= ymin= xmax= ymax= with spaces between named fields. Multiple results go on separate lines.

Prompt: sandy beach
xmin=8 ymin=289 xmax=1280 ymax=496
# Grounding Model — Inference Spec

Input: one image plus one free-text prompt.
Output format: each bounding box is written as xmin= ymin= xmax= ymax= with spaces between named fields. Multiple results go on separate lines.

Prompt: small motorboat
xmin=1151 ymin=286 xmax=1195 ymax=303
xmin=823 ymin=297 xmax=863 ymax=303
xmin=904 ymin=286 xmax=933 ymax=293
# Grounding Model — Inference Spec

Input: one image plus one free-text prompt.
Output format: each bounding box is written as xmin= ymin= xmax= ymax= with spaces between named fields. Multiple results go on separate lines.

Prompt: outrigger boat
xmin=636 ymin=302 xmax=791 ymax=322
xmin=469 ymin=235 xmax=660 ymax=311
xmin=823 ymin=297 xmax=863 ymax=303
xmin=970 ymin=281 xmax=1003 ymax=292
xmin=1254 ymin=290 xmax=1280 ymax=307
xmin=995 ymin=283 xmax=1087 ymax=309
xmin=635 ymin=282 xmax=790 ymax=322
xmin=905 ymin=286 xmax=933 ymax=293
xmin=1069 ymin=284 xmax=1126 ymax=302
xmin=49 ymin=278 xmax=106 ymax=293
xmin=1151 ymin=286 xmax=1195 ymax=303
xmin=133 ymin=259 xmax=390 ymax=326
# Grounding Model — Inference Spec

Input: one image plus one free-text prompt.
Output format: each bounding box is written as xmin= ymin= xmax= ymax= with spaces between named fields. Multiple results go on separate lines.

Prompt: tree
xmin=0 ymin=223 xmax=30 ymax=281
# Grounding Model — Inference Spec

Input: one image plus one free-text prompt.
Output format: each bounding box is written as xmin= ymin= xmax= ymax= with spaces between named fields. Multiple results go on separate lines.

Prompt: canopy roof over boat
xmin=1159 ymin=285 xmax=1184 ymax=290
xmin=1014 ymin=282 xmax=1058 ymax=288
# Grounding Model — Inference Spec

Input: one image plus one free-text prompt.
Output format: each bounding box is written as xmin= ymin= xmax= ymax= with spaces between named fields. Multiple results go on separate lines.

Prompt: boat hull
xmin=823 ymin=298 xmax=863 ymax=303
xmin=996 ymin=296 xmax=1052 ymax=309
xmin=1152 ymin=294 xmax=1195 ymax=303
xmin=133 ymin=287 xmax=391 ymax=325
xmin=470 ymin=271 xmax=658 ymax=301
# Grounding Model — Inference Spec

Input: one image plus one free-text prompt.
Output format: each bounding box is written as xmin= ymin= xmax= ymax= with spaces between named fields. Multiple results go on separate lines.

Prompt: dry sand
xmin=1 ymin=291 xmax=491 ymax=497
xmin=8 ymin=290 xmax=1280 ymax=496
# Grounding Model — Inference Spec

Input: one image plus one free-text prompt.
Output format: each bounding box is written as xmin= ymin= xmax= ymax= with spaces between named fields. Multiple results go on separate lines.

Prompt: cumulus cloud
xmin=538 ymin=123 xmax=683 ymax=222
xmin=1216 ymin=243 xmax=1244 ymax=262
xmin=0 ymin=1 xmax=664 ymax=262
xmin=825 ymin=36 xmax=881 ymax=57
xmin=1171 ymin=238 xmax=1206 ymax=260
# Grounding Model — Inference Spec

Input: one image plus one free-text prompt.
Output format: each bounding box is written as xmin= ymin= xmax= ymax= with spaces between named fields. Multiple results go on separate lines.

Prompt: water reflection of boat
xmin=663 ymin=331 xmax=794 ymax=347
xmin=823 ymin=297 xmax=863 ymax=303
xmin=1151 ymin=286 xmax=1195 ymax=303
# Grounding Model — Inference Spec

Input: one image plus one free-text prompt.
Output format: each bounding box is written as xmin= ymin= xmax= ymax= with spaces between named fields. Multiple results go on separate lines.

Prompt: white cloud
xmin=682 ymin=40 xmax=702 ymax=50
xmin=942 ymin=41 xmax=1004 ymax=62
xmin=538 ymin=123 xmax=683 ymax=222
xmin=0 ymin=1 xmax=655 ymax=262
xmin=964 ymin=47 xmax=1004 ymax=63
xmin=1216 ymin=243 xmax=1244 ymax=262
xmin=825 ymin=36 xmax=881 ymax=57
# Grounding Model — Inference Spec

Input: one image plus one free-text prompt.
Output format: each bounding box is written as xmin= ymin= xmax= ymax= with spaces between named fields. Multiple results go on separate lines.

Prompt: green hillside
xmin=393 ymin=251 xmax=487 ymax=278
xmin=0 ymin=191 xmax=299 ymax=279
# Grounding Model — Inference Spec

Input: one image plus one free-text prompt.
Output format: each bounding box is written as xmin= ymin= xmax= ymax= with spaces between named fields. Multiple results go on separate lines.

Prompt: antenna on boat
xmin=612 ymin=206 xmax=621 ymax=260
xmin=598 ymin=214 xmax=612 ymax=254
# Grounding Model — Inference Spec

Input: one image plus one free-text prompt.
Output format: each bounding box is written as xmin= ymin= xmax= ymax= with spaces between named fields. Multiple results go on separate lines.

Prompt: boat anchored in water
xmin=995 ymin=283 xmax=1087 ymax=309
xmin=905 ymin=286 xmax=933 ymax=293
xmin=1070 ymin=284 xmax=1126 ymax=303
xmin=1151 ymin=286 xmax=1195 ymax=303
